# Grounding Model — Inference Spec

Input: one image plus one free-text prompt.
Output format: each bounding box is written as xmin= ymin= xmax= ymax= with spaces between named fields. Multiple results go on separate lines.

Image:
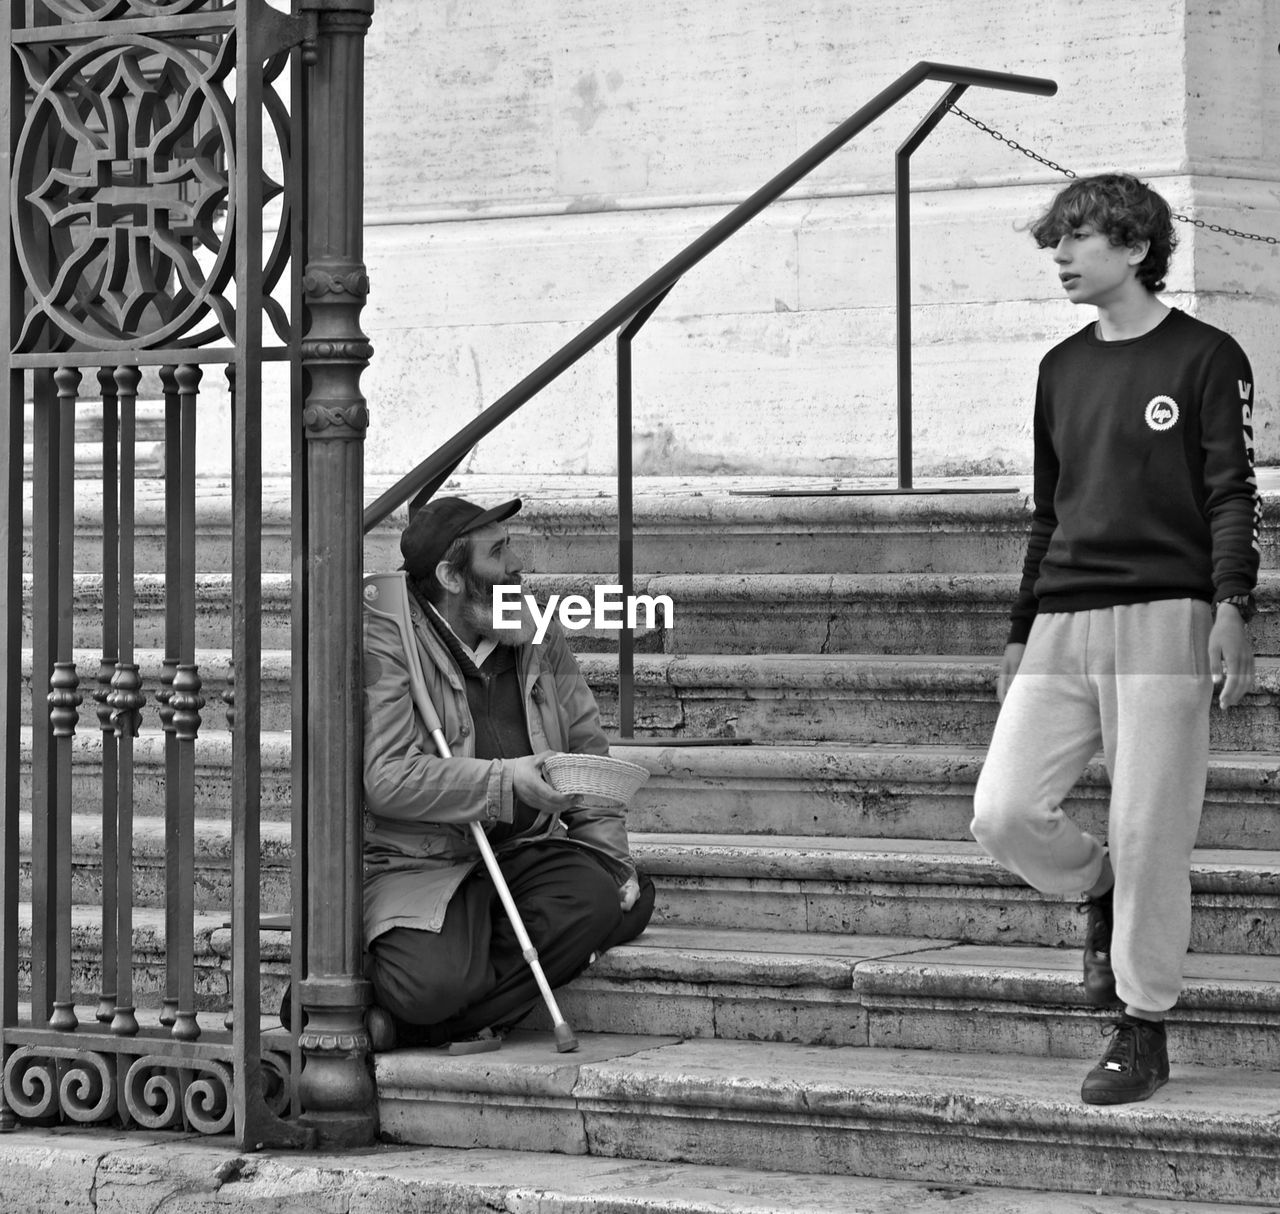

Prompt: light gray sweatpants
xmin=971 ymin=600 xmax=1213 ymax=1016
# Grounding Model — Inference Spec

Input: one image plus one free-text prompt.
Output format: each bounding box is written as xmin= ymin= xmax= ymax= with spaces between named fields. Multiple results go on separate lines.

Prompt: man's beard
xmin=459 ymin=565 xmax=538 ymax=646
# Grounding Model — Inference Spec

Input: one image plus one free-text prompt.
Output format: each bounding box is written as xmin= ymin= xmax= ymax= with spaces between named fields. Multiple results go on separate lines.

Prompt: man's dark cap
xmin=400 ymin=496 xmax=522 ymax=580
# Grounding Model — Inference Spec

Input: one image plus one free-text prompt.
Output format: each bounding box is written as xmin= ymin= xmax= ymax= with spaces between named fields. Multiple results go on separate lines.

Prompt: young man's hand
xmin=996 ymin=642 xmax=1026 ymax=704
xmin=508 ymin=751 xmax=582 ymax=812
xmin=1209 ymin=606 xmax=1255 ymax=708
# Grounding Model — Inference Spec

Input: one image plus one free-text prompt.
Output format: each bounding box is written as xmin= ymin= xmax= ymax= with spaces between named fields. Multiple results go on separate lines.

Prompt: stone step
xmin=19 ymin=822 xmax=1274 ymax=1050
xmin=20 ymin=573 xmax=294 ymax=650
xmin=530 ymin=924 xmax=1280 ymax=1070
xmin=25 ymin=569 xmax=1280 ymax=659
xmin=404 ymin=477 xmax=1037 ymax=577
xmin=24 ymin=438 xmax=165 ymax=480
xmin=24 ymin=477 xmax=269 ymax=577
xmin=374 ymin=1033 xmax=1280 ymax=1205
xmin=582 ymin=653 xmax=1280 ymax=751
xmin=16 ymin=729 xmax=1277 ymax=850
xmin=16 ymin=812 xmax=293 ymax=914
xmin=629 ymin=572 xmax=1280 ymax=656
xmin=619 ymin=743 xmax=1280 ymax=850
xmin=35 ymin=471 xmax=1280 ymax=578
xmin=17 ymin=728 xmax=295 ymax=820
xmin=16 ymin=892 xmax=1280 ymax=1075
xmin=23 ymin=399 xmax=167 ymax=480
xmin=18 ymin=798 xmax=1278 ymax=959
xmin=26 ymin=570 xmax=1280 ymax=671
xmin=31 ymin=476 xmax=1039 ymax=577
xmin=23 ymin=398 xmax=168 ymax=443
xmin=633 ymin=835 xmax=1280 ymax=956
xmin=7 ymin=1129 xmax=1272 ymax=1214
xmin=15 ymin=570 xmax=1007 ymax=657
xmin=365 ymin=472 xmax=1280 ymax=579
xmin=16 ymin=891 xmax=1280 ymax=1072
xmin=14 ymin=903 xmax=236 ymax=1016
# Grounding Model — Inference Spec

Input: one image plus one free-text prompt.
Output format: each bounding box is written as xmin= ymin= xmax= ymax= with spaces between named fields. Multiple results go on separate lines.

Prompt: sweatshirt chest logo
xmin=1144 ymin=395 xmax=1179 ymax=432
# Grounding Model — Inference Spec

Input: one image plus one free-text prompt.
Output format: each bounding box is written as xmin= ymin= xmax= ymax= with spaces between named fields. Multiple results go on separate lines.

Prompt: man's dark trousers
xmin=369 ymin=842 xmax=655 ymax=1045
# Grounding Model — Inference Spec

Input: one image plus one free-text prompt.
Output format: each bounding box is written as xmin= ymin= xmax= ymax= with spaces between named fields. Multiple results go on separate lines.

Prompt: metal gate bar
xmin=95 ymin=367 xmax=120 ymax=1028
xmin=50 ymin=365 xmax=78 ymax=1034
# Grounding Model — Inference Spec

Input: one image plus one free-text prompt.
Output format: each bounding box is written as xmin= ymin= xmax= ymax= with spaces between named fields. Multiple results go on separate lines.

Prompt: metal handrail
xmin=362 ymin=61 xmax=1056 ymax=532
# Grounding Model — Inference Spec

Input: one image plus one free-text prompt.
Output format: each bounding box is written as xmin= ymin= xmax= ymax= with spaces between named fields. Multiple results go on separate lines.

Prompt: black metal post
xmin=616 ymin=289 xmax=672 ymax=739
xmin=894 ymin=83 xmax=969 ymax=491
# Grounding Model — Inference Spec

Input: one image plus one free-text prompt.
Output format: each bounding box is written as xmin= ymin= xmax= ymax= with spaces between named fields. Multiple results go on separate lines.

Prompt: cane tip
xmin=554 ymin=1022 xmax=579 ymax=1053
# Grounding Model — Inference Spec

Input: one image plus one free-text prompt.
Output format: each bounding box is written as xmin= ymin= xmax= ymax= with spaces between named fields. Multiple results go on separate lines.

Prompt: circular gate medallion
xmin=12 ymin=33 xmax=236 ymax=350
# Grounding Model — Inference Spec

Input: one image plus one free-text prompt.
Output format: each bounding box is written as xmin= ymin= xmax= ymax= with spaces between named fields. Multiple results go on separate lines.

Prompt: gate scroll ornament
xmin=2 ymin=0 xmax=376 ymax=1149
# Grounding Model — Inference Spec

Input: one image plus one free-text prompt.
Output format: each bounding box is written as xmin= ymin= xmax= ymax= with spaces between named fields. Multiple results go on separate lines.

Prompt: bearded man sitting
xmin=361 ymin=495 xmax=654 ymax=1048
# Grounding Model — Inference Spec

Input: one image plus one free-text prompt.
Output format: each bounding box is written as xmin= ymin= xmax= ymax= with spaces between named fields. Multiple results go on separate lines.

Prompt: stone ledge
xmin=10 ymin=730 xmax=1280 ymax=843
xmin=25 ymin=568 xmax=1280 ymax=656
xmin=12 ymin=904 xmax=232 ymax=1013
xmin=584 ymin=653 xmax=1280 ymax=751
xmin=375 ymin=1033 xmax=1280 ymax=1204
xmin=17 ymin=727 xmax=295 ymax=821
xmin=618 ymin=742 xmax=1280 ymax=848
xmin=29 ymin=470 xmax=1280 ymax=576
xmin=6 ymin=1127 xmax=1265 ymax=1214
xmin=542 ymin=927 xmax=1280 ymax=1066
xmin=631 ymin=834 xmax=1280 ymax=894
xmin=640 ymin=841 xmax=1280 ymax=955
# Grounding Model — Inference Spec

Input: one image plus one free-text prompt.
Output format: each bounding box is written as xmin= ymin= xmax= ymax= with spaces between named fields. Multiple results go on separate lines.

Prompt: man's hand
xmin=508 ymin=751 xmax=581 ymax=812
xmin=618 ymin=873 xmax=641 ymax=911
xmin=996 ymin=642 xmax=1026 ymax=704
xmin=1209 ymin=606 xmax=1255 ymax=708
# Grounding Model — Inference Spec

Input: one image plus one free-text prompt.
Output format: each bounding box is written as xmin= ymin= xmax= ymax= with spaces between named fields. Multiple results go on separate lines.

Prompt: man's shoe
xmin=446 ymin=1026 xmax=504 ymax=1055
xmin=1081 ymin=884 xmax=1118 ymax=1006
xmin=1080 ymin=1014 xmax=1169 ymax=1105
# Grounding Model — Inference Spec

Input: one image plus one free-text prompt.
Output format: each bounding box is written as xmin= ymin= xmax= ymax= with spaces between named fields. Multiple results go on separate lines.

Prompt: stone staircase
xmin=14 ymin=472 xmax=1280 ymax=1208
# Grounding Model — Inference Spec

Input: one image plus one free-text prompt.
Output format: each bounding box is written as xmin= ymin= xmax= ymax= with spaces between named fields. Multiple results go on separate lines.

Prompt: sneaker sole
xmin=1080 ymin=1071 xmax=1168 ymax=1106
xmin=446 ymin=1035 xmax=503 ymax=1055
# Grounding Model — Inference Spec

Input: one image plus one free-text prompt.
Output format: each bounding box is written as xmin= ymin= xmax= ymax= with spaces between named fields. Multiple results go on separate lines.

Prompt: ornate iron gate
xmin=1 ymin=0 xmax=375 ymax=1148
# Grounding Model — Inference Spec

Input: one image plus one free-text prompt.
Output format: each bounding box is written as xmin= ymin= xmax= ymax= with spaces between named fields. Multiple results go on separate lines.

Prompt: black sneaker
xmin=1081 ymin=884 xmax=1118 ymax=1006
xmin=1080 ymin=1014 xmax=1169 ymax=1105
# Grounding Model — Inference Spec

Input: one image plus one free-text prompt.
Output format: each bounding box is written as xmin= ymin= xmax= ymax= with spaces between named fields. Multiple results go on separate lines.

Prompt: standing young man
xmin=971 ymin=174 xmax=1260 ymax=1105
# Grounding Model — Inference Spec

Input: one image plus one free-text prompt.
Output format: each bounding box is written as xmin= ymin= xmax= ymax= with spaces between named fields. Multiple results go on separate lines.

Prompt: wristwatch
xmin=1216 ymin=593 xmax=1257 ymax=624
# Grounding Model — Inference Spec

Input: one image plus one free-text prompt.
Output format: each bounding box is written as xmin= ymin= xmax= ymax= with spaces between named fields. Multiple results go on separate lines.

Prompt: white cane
xmin=362 ymin=571 xmax=580 ymax=1053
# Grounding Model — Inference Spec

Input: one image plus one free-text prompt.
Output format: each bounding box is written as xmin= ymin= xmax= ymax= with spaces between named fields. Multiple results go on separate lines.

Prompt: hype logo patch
xmin=1144 ymin=395 xmax=1179 ymax=432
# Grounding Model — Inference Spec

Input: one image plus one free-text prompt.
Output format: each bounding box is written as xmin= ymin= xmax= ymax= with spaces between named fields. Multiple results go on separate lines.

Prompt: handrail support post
xmin=616 ymin=288 xmax=672 ymax=740
xmin=895 ymin=82 xmax=969 ymax=492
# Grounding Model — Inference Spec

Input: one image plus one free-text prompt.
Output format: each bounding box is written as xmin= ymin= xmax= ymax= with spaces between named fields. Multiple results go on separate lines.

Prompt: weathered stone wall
xmin=348 ymin=0 xmax=1280 ymax=481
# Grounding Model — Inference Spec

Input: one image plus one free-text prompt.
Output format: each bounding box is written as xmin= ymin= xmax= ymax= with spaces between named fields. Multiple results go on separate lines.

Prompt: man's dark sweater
xmin=424 ymin=610 xmax=541 ymax=843
xmin=1010 ymin=308 xmax=1259 ymax=645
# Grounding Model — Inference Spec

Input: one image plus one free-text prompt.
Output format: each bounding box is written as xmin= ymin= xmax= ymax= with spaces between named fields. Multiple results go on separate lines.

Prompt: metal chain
xmin=948 ymin=104 xmax=1280 ymax=246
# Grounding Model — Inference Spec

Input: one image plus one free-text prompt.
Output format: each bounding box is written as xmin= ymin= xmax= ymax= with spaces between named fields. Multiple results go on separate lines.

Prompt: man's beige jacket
xmin=362 ymin=595 xmax=636 ymax=945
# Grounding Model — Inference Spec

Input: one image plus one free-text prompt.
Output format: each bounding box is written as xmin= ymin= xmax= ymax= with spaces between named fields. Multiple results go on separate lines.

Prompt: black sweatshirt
xmin=1009 ymin=308 xmax=1259 ymax=645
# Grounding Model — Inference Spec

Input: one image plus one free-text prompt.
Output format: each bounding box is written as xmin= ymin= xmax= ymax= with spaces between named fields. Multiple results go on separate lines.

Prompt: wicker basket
xmin=543 ymin=753 xmax=650 ymax=808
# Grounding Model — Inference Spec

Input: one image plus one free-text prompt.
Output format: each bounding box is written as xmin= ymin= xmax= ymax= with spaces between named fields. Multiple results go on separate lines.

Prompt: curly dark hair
xmin=1030 ymin=173 xmax=1177 ymax=293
